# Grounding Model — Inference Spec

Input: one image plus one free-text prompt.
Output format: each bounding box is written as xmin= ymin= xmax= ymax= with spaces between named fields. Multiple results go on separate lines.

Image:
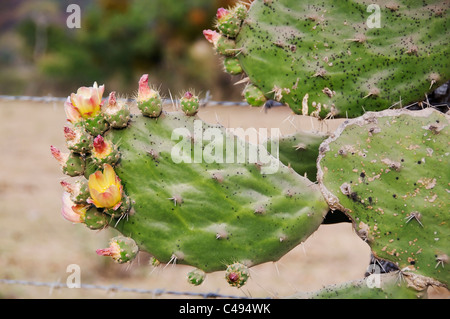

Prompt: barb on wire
xmin=0 ymin=278 xmax=256 ymax=299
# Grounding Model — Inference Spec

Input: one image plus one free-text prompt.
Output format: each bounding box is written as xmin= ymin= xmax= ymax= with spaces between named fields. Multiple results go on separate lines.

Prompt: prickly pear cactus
xmin=317 ymin=108 xmax=449 ymax=287
xmin=290 ymin=272 xmax=427 ymax=299
xmin=268 ymin=131 xmax=328 ymax=182
xmin=205 ymin=0 xmax=450 ymax=118
xmin=52 ymin=76 xmax=330 ymax=286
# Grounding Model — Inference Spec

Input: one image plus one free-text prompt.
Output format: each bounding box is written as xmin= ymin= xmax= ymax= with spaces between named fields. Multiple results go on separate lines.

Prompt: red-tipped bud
xmin=216 ymin=7 xmax=230 ymax=20
xmin=50 ymin=145 xmax=69 ymax=166
xmin=96 ymin=236 xmax=138 ymax=264
xmin=92 ymin=135 xmax=113 ymax=159
xmin=184 ymin=91 xmax=194 ymax=99
xmin=137 ymin=74 xmax=158 ymax=102
xmin=64 ymin=127 xmax=77 ymax=141
xmin=203 ymin=29 xmax=221 ymax=46
xmin=60 ymin=180 xmax=74 ymax=194
xmin=108 ymin=91 xmax=117 ymax=107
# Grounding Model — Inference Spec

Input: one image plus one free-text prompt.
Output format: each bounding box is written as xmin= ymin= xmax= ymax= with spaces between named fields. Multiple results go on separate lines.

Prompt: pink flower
xmin=61 ymin=192 xmax=88 ymax=223
xmin=203 ymin=29 xmax=221 ymax=47
xmin=64 ymin=97 xmax=82 ymax=123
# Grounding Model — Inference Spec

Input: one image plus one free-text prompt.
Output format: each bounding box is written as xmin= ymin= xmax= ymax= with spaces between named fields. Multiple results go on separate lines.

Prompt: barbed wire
xmin=0 ymin=93 xmax=254 ymax=107
xmin=0 ymin=278 xmax=255 ymax=299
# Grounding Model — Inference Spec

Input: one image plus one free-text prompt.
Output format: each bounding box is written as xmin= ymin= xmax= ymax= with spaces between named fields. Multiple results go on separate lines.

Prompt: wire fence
xmin=0 ymin=93 xmax=256 ymax=107
xmin=0 ymin=278 xmax=253 ymax=299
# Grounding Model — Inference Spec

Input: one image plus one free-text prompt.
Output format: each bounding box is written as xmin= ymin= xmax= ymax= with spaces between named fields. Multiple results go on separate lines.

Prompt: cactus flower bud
xmin=60 ymin=179 xmax=90 ymax=204
xmin=50 ymin=145 xmax=85 ymax=176
xmin=104 ymin=91 xmax=130 ymax=128
xmin=225 ymin=262 xmax=249 ymax=288
xmin=187 ymin=268 xmax=206 ymax=286
xmin=91 ymin=135 xmax=120 ymax=166
xmin=216 ymin=8 xmax=231 ymax=21
xmin=180 ymin=91 xmax=200 ymax=116
xmin=214 ymin=7 xmax=242 ymax=38
xmin=96 ymin=236 xmax=138 ymax=264
xmin=88 ymin=164 xmax=123 ymax=210
xmin=51 ymin=145 xmax=69 ymax=166
xmin=137 ymin=74 xmax=162 ymax=118
xmin=93 ymin=135 xmax=112 ymax=159
xmin=64 ymin=126 xmax=93 ymax=154
xmin=203 ymin=29 xmax=221 ymax=46
xmin=203 ymin=29 xmax=236 ymax=56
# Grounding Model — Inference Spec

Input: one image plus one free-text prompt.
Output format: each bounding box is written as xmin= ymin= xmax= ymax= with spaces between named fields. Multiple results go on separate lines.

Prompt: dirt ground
xmin=0 ymin=99 xmax=447 ymax=299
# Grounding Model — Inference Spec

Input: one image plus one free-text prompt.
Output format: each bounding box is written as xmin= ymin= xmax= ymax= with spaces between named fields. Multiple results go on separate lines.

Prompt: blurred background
xmin=0 ymin=0 xmax=242 ymax=100
xmin=0 ymin=0 xmax=448 ymax=299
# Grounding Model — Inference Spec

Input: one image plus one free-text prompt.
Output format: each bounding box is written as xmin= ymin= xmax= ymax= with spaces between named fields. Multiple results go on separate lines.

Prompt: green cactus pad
xmin=102 ymin=111 xmax=328 ymax=272
xmin=267 ymin=130 xmax=328 ymax=182
xmin=209 ymin=0 xmax=450 ymax=118
xmin=290 ymin=272 xmax=427 ymax=299
xmin=317 ymin=108 xmax=449 ymax=286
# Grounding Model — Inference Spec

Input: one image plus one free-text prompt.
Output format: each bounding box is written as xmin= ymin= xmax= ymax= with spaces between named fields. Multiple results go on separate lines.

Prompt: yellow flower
xmin=69 ymin=82 xmax=105 ymax=120
xmin=88 ymin=164 xmax=123 ymax=209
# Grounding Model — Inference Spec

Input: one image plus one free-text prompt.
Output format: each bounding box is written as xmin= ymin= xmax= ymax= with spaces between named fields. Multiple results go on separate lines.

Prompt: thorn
xmin=234 ymin=77 xmax=250 ymax=85
xmin=405 ymin=211 xmax=423 ymax=227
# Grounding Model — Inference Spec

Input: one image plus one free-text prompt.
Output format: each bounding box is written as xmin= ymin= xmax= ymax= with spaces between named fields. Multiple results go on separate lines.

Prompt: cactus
xmin=205 ymin=0 xmax=450 ymax=118
xmin=52 ymin=76 xmax=330 ymax=286
xmin=49 ymin=1 xmax=450 ymax=297
xmin=290 ymin=272 xmax=429 ymax=299
xmin=268 ymin=130 xmax=328 ymax=182
xmin=317 ymin=108 xmax=449 ymax=287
